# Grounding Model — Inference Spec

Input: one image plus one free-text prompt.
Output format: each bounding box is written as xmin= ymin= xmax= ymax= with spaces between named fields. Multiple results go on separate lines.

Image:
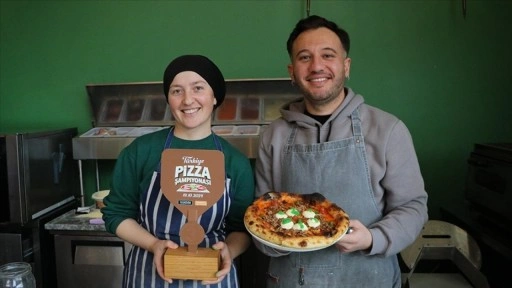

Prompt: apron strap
xmin=350 ymin=107 xmax=365 ymax=147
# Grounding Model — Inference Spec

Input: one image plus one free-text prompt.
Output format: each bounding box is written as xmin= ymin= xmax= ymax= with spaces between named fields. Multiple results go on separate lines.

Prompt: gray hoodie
xmin=255 ymin=87 xmax=428 ymax=257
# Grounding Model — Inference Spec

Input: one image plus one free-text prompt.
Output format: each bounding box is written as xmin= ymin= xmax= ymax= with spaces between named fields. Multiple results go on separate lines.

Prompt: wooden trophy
xmin=161 ymin=149 xmax=225 ymax=281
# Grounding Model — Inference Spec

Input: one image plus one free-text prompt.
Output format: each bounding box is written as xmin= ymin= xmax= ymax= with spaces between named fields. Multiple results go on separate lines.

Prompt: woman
xmin=102 ymin=55 xmax=255 ymax=287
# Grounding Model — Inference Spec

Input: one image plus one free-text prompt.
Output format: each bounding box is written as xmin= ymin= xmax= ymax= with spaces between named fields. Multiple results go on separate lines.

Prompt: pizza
xmin=177 ymin=183 xmax=209 ymax=193
xmin=244 ymin=192 xmax=350 ymax=250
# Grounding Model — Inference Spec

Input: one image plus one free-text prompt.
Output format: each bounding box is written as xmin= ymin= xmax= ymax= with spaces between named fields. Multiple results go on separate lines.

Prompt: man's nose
xmin=309 ymin=56 xmax=324 ymax=72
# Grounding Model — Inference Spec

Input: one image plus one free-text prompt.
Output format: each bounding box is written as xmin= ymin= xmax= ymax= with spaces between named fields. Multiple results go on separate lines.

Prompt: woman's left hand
xmin=200 ymin=241 xmax=232 ymax=285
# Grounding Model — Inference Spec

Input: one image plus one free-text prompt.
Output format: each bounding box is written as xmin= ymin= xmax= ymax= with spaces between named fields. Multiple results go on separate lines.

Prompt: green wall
xmin=1 ymin=0 xmax=511 ymax=218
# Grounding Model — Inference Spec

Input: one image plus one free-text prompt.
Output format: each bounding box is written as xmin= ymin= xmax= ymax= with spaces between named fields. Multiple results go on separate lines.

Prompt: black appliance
xmin=465 ymin=143 xmax=512 ymax=232
xmin=0 ymin=128 xmax=80 ymax=287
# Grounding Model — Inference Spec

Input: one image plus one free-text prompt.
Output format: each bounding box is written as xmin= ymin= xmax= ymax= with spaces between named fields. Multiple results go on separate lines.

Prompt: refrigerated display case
xmin=72 ymin=79 xmax=301 ymax=204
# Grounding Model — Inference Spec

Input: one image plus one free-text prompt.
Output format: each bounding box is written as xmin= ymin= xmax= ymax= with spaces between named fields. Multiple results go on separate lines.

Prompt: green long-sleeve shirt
xmin=102 ymin=127 xmax=255 ymax=236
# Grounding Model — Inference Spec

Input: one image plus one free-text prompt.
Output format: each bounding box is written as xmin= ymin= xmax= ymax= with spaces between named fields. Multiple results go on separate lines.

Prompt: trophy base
xmin=164 ymin=247 xmax=221 ymax=281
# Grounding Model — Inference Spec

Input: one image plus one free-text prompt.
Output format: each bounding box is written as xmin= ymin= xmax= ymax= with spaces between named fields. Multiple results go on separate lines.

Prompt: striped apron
xmin=123 ymin=128 xmax=239 ymax=288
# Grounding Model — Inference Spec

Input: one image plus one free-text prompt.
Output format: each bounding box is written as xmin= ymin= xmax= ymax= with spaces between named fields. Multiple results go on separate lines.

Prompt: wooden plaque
xmin=160 ymin=149 xmax=225 ymax=280
xmin=164 ymin=247 xmax=220 ymax=281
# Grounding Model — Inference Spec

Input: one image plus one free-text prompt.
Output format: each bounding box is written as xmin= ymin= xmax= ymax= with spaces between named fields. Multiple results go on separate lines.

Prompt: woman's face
xmin=167 ymin=71 xmax=216 ymax=137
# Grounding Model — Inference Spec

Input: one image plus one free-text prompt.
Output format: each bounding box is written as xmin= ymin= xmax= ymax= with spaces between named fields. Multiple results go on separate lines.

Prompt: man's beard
xmin=301 ymin=77 xmax=345 ymax=107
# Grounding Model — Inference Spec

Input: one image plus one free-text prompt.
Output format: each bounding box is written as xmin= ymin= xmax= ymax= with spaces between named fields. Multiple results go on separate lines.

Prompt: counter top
xmin=45 ymin=207 xmax=107 ymax=232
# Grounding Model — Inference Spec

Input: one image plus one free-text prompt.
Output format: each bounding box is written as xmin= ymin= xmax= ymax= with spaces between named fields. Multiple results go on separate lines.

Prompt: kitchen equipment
xmin=438 ymin=144 xmax=512 ymax=287
xmin=0 ymin=128 xmax=79 ymax=287
xmin=0 ymin=262 xmax=36 ymax=288
xmin=72 ymin=79 xmax=301 ymax=201
xmin=54 ymin=234 xmax=131 ymax=288
xmin=0 ymin=128 xmax=79 ymax=224
xmin=401 ymin=220 xmax=489 ymax=287
xmin=45 ymin=209 xmax=132 ymax=288
xmin=465 ymin=143 xmax=512 ymax=233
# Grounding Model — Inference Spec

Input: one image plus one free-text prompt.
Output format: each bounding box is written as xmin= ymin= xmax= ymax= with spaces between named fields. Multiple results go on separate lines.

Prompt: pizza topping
xmin=281 ymin=218 xmax=294 ymax=229
xmin=307 ymin=218 xmax=321 ymax=228
xmin=302 ymin=209 xmax=316 ymax=218
xmin=275 ymin=207 xmax=323 ymax=230
xmin=275 ymin=211 xmax=288 ymax=219
xmin=293 ymin=220 xmax=309 ymax=231
xmin=286 ymin=208 xmax=300 ymax=217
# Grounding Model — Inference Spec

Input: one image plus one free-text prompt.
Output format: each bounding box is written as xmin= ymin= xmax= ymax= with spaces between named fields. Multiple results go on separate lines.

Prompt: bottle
xmin=0 ymin=262 xmax=36 ymax=288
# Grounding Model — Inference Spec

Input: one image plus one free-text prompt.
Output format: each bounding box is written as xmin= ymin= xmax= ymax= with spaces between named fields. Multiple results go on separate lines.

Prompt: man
xmin=254 ymin=15 xmax=428 ymax=287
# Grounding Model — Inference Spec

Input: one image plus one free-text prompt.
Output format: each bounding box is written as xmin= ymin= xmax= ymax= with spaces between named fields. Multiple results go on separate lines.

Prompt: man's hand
xmin=335 ymin=219 xmax=372 ymax=253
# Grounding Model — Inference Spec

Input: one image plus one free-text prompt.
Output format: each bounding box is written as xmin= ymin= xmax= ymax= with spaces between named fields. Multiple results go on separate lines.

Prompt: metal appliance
xmin=0 ymin=128 xmax=80 ymax=287
xmin=72 ymin=79 xmax=301 ymax=202
xmin=401 ymin=220 xmax=489 ymax=287
xmin=438 ymin=142 xmax=512 ymax=287
xmin=54 ymin=233 xmax=132 ymax=288
xmin=465 ymin=143 xmax=512 ymax=232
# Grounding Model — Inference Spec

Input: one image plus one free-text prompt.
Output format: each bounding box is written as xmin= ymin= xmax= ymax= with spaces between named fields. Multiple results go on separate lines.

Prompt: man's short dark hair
xmin=286 ymin=15 xmax=350 ymax=57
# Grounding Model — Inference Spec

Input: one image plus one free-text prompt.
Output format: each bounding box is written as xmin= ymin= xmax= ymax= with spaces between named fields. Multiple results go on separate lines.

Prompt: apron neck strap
xmin=157 ymin=127 xmax=224 ymax=172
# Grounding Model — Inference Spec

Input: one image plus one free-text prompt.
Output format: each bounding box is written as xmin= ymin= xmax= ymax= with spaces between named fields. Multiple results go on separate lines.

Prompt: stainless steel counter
xmin=73 ymin=133 xmax=260 ymax=160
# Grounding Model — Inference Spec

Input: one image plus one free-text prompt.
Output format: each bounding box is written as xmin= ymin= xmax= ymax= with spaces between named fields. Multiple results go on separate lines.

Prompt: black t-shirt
xmin=305 ymin=110 xmax=331 ymax=125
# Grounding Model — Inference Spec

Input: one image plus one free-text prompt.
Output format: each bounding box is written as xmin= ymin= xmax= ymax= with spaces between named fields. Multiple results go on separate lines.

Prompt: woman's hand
xmin=150 ymin=239 xmax=179 ymax=283
xmin=200 ymin=241 xmax=232 ymax=285
xmin=335 ymin=219 xmax=373 ymax=253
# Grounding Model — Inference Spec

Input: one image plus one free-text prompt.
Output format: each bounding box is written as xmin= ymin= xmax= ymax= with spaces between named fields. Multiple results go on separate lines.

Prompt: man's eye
xmin=193 ymin=86 xmax=204 ymax=92
xmin=323 ymin=54 xmax=335 ymax=59
xmin=298 ymin=55 xmax=310 ymax=61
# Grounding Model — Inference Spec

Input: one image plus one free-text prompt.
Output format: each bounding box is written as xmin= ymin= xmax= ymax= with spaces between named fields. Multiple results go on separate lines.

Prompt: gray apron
xmin=267 ymin=108 xmax=400 ymax=287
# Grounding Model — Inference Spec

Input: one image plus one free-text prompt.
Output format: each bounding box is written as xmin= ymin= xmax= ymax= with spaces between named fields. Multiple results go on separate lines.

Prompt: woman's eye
xmin=193 ymin=86 xmax=204 ymax=92
xmin=170 ymin=88 xmax=182 ymax=95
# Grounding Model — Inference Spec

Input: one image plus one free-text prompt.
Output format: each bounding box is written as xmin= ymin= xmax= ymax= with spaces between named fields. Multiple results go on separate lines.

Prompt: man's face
xmin=288 ymin=27 xmax=351 ymax=114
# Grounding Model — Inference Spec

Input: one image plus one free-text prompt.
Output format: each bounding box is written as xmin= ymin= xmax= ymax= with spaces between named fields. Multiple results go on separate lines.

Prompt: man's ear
xmin=344 ymin=57 xmax=352 ymax=77
xmin=287 ymin=64 xmax=294 ymax=81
